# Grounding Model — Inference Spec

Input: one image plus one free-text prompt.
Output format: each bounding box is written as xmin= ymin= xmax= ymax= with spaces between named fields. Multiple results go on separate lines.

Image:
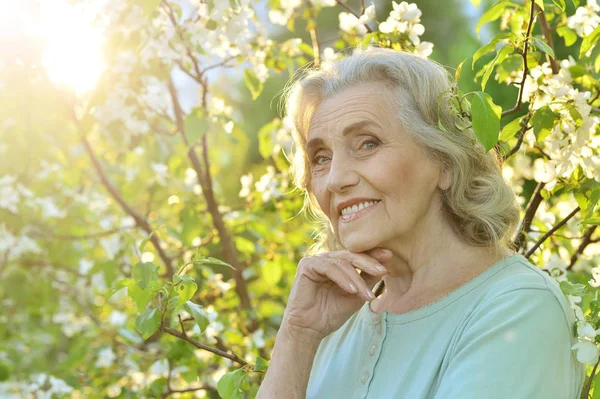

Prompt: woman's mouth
xmin=340 ymin=200 xmax=381 ymax=222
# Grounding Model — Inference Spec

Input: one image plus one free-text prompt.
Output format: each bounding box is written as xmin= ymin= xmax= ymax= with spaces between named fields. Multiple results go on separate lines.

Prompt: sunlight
xmin=39 ymin=1 xmax=106 ymax=94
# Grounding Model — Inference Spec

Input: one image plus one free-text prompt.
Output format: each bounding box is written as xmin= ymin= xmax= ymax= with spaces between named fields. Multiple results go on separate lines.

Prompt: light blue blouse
xmin=306 ymin=254 xmax=585 ymax=399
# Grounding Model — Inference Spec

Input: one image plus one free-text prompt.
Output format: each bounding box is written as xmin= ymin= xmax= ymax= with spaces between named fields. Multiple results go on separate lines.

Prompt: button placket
xmin=357 ymin=313 xmax=387 ymax=398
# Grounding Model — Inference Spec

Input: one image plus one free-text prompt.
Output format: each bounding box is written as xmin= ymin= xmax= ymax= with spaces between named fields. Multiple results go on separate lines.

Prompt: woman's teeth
xmin=341 ymin=200 xmax=379 ymax=216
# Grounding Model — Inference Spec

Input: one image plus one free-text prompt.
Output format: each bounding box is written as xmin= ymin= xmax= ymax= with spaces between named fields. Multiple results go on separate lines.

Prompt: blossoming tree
xmin=0 ymin=0 xmax=599 ymax=398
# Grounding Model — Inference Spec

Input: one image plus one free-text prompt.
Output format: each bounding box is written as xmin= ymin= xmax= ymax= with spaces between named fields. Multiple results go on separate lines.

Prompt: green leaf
xmin=559 ymin=281 xmax=588 ymax=296
xmin=184 ymin=107 xmax=209 ymax=143
xmin=470 ymin=0 xmax=481 ymax=8
xmin=244 ymin=68 xmax=264 ymax=100
xmin=533 ymin=0 xmax=544 ymax=10
xmin=472 ymin=41 xmax=498 ymax=69
xmin=183 ymin=301 xmax=210 ymax=332
xmin=127 ymin=283 xmax=154 ymax=311
xmin=471 ymin=92 xmax=502 ymax=152
xmin=217 ymin=369 xmax=247 ymax=399
xmin=569 ymin=64 xmax=587 ymax=78
xmin=298 ymin=42 xmax=314 ymax=57
xmin=481 ymin=45 xmax=514 ymax=91
xmin=532 ymin=106 xmax=557 ymax=141
xmin=175 ymin=277 xmax=197 ymax=305
xmin=476 ymin=2 xmax=513 ymax=36
xmin=132 ymin=262 xmax=158 ymax=290
xmin=500 ymin=116 xmax=522 ymax=141
xmin=580 ymin=25 xmax=600 ymax=57
xmin=193 ymin=256 xmax=236 ymax=270
xmin=254 ymin=356 xmax=269 ymax=372
xmin=595 ymin=53 xmax=600 ymax=73
xmin=455 ymin=59 xmax=466 ymax=83
xmin=531 ymin=37 xmax=555 ymax=59
xmin=139 ymin=230 xmax=156 ymax=253
xmin=585 ymin=189 xmax=600 ymax=218
xmin=552 ymin=0 xmax=566 ymax=11
xmin=206 ymin=19 xmax=218 ymax=30
xmin=135 ymin=308 xmax=161 ymax=339
xmin=557 ymin=26 xmax=577 ymax=47
xmin=571 ymin=0 xmax=580 ymax=7
xmin=580 ymin=217 xmax=600 ymax=226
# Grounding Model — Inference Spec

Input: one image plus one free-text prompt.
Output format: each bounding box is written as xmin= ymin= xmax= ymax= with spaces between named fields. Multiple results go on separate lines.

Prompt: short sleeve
xmin=433 ymin=288 xmax=584 ymax=399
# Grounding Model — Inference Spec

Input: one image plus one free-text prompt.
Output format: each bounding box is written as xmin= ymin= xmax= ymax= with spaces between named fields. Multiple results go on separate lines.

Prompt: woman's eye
xmin=313 ymin=155 xmax=330 ymax=165
xmin=361 ymin=140 xmax=379 ymax=150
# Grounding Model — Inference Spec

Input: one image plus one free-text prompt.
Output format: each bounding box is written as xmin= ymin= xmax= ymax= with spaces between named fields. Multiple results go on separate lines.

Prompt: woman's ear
xmin=438 ymin=168 xmax=451 ymax=191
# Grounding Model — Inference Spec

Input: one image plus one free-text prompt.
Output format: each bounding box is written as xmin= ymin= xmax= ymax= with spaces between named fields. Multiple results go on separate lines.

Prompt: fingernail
xmin=349 ymin=283 xmax=358 ymax=293
xmin=381 ymin=249 xmax=392 ymax=255
xmin=375 ymin=265 xmax=387 ymax=273
xmin=366 ymin=289 xmax=375 ymax=299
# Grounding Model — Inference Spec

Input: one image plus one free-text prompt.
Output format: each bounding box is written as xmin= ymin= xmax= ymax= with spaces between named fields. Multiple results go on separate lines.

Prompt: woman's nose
xmin=326 ymin=155 xmax=360 ymax=193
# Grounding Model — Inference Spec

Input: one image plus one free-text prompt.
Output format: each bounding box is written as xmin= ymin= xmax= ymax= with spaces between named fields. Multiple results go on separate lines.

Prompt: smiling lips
xmin=340 ymin=200 xmax=381 ymax=222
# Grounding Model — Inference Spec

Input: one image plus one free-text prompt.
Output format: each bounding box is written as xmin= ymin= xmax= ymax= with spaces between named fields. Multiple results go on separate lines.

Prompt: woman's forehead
xmin=307 ymin=85 xmax=394 ymax=139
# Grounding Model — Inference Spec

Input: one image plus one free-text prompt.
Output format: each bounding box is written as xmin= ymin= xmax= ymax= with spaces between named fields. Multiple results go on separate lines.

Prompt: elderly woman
xmin=256 ymin=47 xmax=584 ymax=399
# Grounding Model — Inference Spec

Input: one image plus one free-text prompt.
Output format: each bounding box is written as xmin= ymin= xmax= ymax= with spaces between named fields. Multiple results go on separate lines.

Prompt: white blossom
xmin=572 ymin=340 xmax=599 ymax=364
xmin=239 ymin=173 xmax=253 ymax=198
xmin=109 ymin=311 xmax=128 ymax=326
xmin=358 ymin=4 xmax=376 ymax=25
xmin=95 ymin=347 xmax=116 ymax=368
xmin=339 ymin=12 xmax=368 ymax=36
xmin=567 ymin=0 xmax=600 ymax=37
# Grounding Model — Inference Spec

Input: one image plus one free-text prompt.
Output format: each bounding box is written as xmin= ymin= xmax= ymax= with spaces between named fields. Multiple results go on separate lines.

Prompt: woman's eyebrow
xmin=305 ymin=120 xmax=381 ymax=153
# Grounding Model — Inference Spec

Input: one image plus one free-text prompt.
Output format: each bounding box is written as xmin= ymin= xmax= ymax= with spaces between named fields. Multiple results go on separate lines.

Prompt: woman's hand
xmin=281 ymin=248 xmax=392 ymax=340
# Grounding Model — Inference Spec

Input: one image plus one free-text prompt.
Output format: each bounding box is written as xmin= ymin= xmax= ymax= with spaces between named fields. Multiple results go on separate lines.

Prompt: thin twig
xmin=502 ymin=1 xmax=537 ymax=118
xmin=569 ymin=226 xmax=598 ymax=269
xmin=502 ymin=114 xmax=532 ymax=161
xmin=537 ymin=6 xmax=559 ymax=74
xmin=309 ymin=23 xmax=321 ymax=68
xmin=582 ymin=357 xmax=600 ymax=399
xmin=514 ymin=181 xmax=546 ymax=251
xmin=80 ymin=136 xmax=175 ymax=276
xmin=162 ymin=327 xmax=249 ymax=366
xmin=31 ymin=227 xmax=133 ymax=241
xmin=524 ymin=207 xmax=580 ymax=258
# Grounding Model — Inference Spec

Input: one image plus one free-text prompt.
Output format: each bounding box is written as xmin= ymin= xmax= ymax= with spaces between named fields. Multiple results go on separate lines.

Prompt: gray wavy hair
xmin=283 ymin=46 xmax=520 ymax=255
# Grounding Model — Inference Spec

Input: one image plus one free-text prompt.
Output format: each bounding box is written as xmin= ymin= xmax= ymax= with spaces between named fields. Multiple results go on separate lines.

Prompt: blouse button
xmin=360 ymin=371 xmax=369 ymax=384
xmin=369 ymin=344 xmax=377 ymax=356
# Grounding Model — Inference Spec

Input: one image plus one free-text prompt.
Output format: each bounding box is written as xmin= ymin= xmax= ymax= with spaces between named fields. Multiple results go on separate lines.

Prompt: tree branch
xmin=161 ymin=326 xmax=248 ymax=366
xmin=537 ymin=6 xmax=559 ymax=74
xmin=31 ymin=226 xmax=134 ymax=241
xmin=502 ymin=1 xmax=537 ymax=118
xmin=524 ymin=206 xmax=580 ymax=258
xmin=80 ymin=136 xmax=174 ymax=276
xmin=514 ymin=181 xmax=546 ymax=251
xmin=167 ymin=78 xmax=252 ymax=311
xmin=502 ymin=114 xmax=532 ymax=161
xmin=569 ymin=225 xmax=598 ymax=269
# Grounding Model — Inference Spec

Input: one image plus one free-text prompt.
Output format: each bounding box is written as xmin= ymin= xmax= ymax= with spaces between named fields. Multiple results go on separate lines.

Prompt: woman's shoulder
xmin=483 ymin=253 xmax=566 ymax=300
xmin=473 ymin=253 xmax=576 ymax=333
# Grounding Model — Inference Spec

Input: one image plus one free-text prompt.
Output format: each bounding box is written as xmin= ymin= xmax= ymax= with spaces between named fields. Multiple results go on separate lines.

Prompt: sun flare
xmin=40 ymin=1 xmax=106 ymax=94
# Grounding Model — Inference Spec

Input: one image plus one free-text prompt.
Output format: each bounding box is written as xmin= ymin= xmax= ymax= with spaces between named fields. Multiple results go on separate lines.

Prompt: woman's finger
xmin=332 ymin=251 xmax=389 ymax=276
xmin=307 ymin=257 xmax=366 ymax=297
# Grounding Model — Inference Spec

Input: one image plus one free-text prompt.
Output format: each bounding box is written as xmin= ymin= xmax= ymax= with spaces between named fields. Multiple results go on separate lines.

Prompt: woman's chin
xmin=341 ymin=239 xmax=379 ymax=254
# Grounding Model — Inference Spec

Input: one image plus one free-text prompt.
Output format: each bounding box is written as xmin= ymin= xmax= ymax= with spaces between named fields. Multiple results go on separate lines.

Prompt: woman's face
xmin=306 ymin=82 xmax=450 ymax=253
